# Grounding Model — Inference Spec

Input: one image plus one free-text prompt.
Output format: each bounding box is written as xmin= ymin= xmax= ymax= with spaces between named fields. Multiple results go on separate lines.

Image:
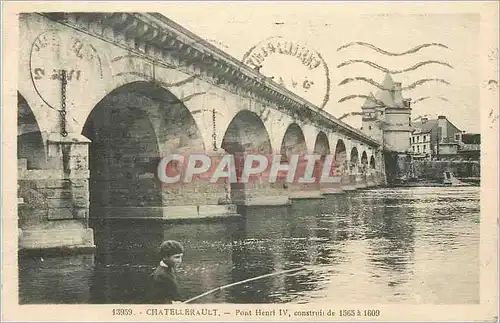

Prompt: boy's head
xmin=159 ymin=240 xmax=184 ymax=268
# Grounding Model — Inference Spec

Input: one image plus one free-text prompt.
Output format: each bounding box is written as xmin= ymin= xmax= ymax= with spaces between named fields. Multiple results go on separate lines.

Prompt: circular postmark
xmin=242 ymin=36 xmax=330 ymax=109
xmin=29 ymin=29 xmax=103 ymax=110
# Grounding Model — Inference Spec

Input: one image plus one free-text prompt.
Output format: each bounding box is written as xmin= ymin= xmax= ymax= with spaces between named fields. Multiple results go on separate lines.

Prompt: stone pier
xmin=18 ymin=134 xmax=95 ymax=253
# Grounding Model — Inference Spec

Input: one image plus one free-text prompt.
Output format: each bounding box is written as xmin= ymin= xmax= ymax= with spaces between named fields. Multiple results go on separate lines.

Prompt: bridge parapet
xmin=42 ymin=12 xmax=380 ymax=150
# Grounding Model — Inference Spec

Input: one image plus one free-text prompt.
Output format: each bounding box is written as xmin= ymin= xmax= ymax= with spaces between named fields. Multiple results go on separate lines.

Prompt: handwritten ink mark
xmin=338 ymin=95 xmax=388 ymax=107
xmin=337 ymin=60 xmax=453 ymax=74
xmin=338 ymin=77 xmax=451 ymax=91
xmin=412 ymin=96 xmax=449 ymax=104
xmin=337 ymin=42 xmax=450 ymax=56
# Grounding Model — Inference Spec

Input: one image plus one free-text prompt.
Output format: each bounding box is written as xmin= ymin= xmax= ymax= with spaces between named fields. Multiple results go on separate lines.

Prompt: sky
xmin=160 ymin=4 xmax=480 ymax=133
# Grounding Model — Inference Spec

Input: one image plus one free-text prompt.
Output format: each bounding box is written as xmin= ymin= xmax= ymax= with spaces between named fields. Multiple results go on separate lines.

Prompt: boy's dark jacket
xmin=149 ymin=264 xmax=181 ymax=304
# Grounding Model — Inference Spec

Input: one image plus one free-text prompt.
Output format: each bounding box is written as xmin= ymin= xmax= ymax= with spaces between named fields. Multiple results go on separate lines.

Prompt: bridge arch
xmin=361 ymin=151 xmax=368 ymax=164
xmin=82 ymin=81 xmax=205 ymax=212
xmin=280 ymin=123 xmax=307 ymax=157
xmin=17 ymin=92 xmax=46 ymax=169
xmin=312 ymin=131 xmax=331 ymax=183
xmin=334 ymin=139 xmax=347 ymax=174
xmin=313 ymin=131 xmax=331 ymax=156
xmin=221 ymin=110 xmax=272 ymax=197
xmin=350 ymin=147 xmax=359 ymax=173
xmin=361 ymin=151 xmax=368 ymax=170
xmin=221 ymin=110 xmax=272 ymax=154
xmin=350 ymin=147 xmax=359 ymax=163
xmin=370 ymin=155 xmax=376 ymax=169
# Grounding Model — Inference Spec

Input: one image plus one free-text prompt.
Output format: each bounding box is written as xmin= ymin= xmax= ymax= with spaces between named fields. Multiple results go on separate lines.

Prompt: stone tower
xmin=361 ymin=73 xmax=412 ymax=153
xmin=361 ymin=92 xmax=384 ymax=143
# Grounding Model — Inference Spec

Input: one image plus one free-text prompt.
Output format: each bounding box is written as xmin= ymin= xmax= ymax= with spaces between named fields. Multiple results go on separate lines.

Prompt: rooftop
xmin=361 ymin=73 xmax=409 ymax=110
xmin=412 ymin=119 xmax=438 ymax=134
xmin=374 ymin=73 xmax=397 ymax=108
xmin=361 ymin=92 xmax=378 ymax=109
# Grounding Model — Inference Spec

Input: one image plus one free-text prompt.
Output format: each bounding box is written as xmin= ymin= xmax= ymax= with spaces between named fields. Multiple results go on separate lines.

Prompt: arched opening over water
xmin=361 ymin=151 xmax=368 ymax=173
xmin=334 ymin=139 xmax=347 ymax=174
xmin=279 ymin=123 xmax=308 ymax=188
xmin=350 ymin=147 xmax=359 ymax=173
xmin=17 ymin=92 xmax=46 ymax=169
xmin=280 ymin=123 xmax=307 ymax=159
xmin=313 ymin=131 xmax=330 ymax=156
xmin=221 ymin=110 xmax=272 ymax=154
xmin=313 ymin=131 xmax=331 ymax=181
xmin=82 ymin=81 xmax=205 ymax=213
xmin=221 ymin=110 xmax=272 ymax=195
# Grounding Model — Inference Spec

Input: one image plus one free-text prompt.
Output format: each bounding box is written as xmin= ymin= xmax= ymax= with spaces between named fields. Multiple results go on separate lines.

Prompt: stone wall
xmin=18 ymin=173 xmax=89 ymax=226
xmin=383 ymin=150 xmax=480 ymax=184
xmin=412 ymin=160 xmax=480 ymax=180
xmin=162 ymin=180 xmax=229 ymax=206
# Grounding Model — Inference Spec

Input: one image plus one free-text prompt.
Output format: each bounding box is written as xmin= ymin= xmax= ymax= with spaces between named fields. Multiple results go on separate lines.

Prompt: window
xmin=413 ymin=146 xmax=415 ymax=151
xmin=369 ymin=125 xmax=372 ymax=130
xmin=455 ymin=133 xmax=461 ymax=141
xmin=423 ymin=135 xmax=426 ymax=142
xmin=423 ymin=145 xmax=427 ymax=152
xmin=417 ymin=146 xmax=420 ymax=152
xmin=381 ymin=111 xmax=384 ymax=115
xmin=417 ymin=136 xmax=420 ymax=142
xmin=412 ymin=137 xmax=415 ymax=143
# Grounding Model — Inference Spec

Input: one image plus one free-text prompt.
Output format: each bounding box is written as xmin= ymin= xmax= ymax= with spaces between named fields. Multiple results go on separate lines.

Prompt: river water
xmin=19 ymin=186 xmax=480 ymax=304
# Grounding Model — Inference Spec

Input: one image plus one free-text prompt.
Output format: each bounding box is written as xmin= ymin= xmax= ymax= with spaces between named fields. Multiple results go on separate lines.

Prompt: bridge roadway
xmin=17 ymin=12 xmax=385 ymax=252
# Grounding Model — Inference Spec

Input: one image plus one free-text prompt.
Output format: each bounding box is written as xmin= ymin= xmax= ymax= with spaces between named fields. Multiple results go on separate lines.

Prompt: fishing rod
xmin=183 ymin=266 xmax=307 ymax=304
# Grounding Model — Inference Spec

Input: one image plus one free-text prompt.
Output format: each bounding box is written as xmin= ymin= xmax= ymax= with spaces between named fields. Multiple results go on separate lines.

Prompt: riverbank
xmin=388 ymin=177 xmax=480 ymax=188
xmin=391 ymin=182 xmax=477 ymax=188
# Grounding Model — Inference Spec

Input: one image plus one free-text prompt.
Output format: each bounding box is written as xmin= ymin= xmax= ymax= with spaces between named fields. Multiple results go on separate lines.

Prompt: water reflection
xmin=19 ymin=187 xmax=479 ymax=304
xmin=89 ymin=219 xmax=164 ymax=304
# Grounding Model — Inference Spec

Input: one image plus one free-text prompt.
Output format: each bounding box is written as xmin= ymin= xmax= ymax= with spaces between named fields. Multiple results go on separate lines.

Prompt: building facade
xmin=411 ymin=128 xmax=432 ymax=159
xmin=410 ymin=116 xmax=477 ymax=160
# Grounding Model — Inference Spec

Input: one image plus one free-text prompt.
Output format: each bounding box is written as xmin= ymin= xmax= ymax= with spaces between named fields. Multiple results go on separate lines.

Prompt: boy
xmin=149 ymin=240 xmax=184 ymax=304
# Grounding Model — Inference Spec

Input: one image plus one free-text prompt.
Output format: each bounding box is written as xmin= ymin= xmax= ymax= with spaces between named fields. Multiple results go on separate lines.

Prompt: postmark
xmin=242 ymin=36 xmax=331 ymax=109
xmin=29 ymin=29 xmax=103 ymax=110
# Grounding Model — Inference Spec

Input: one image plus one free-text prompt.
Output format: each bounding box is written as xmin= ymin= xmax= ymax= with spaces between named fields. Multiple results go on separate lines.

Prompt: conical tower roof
xmin=374 ymin=73 xmax=395 ymax=108
xmin=361 ymin=92 xmax=378 ymax=109
xmin=381 ymin=72 xmax=394 ymax=90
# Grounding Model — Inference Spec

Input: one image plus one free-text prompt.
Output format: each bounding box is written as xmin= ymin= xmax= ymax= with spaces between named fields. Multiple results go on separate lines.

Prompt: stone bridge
xmin=17 ymin=12 xmax=385 ymax=251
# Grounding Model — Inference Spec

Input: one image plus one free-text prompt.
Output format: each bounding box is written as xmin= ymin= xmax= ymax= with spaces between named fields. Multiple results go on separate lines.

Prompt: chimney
xmin=437 ymin=115 xmax=448 ymax=140
xmin=393 ymin=82 xmax=404 ymax=108
xmin=421 ymin=117 xmax=428 ymax=123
